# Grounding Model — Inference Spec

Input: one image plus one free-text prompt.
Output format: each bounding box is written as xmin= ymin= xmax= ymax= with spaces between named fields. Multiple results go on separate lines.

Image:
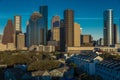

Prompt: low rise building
xmin=96 ymin=60 xmax=120 ymax=80
xmin=69 ymin=52 xmax=103 ymax=75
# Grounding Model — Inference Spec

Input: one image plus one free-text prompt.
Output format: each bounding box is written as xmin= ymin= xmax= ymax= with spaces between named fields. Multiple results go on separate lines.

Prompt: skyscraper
xmin=27 ymin=12 xmax=45 ymax=47
xmin=113 ymin=24 xmax=118 ymax=44
xmin=51 ymin=16 xmax=60 ymax=41
xmin=64 ymin=9 xmax=74 ymax=47
xmin=103 ymin=9 xmax=113 ymax=46
xmin=39 ymin=5 xmax=48 ymax=45
xmin=2 ymin=20 xmax=15 ymax=45
xmin=14 ymin=16 xmax=21 ymax=33
xmin=74 ymin=23 xmax=81 ymax=47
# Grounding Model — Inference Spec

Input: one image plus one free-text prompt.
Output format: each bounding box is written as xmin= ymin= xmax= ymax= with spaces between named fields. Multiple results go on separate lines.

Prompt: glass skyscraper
xmin=26 ymin=12 xmax=45 ymax=47
xmin=39 ymin=5 xmax=48 ymax=45
xmin=103 ymin=9 xmax=113 ymax=46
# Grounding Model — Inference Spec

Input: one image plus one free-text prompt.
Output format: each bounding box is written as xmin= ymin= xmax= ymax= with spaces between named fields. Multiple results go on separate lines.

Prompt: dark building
xmin=2 ymin=20 xmax=15 ymax=45
xmin=39 ymin=5 xmax=48 ymax=45
xmin=113 ymin=24 xmax=118 ymax=44
xmin=64 ymin=9 xmax=74 ymax=47
xmin=47 ymin=29 xmax=51 ymax=41
xmin=60 ymin=19 xmax=65 ymax=51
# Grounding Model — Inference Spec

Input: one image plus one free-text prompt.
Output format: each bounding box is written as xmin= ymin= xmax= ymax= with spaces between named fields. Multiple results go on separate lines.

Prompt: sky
xmin=0 ymin=0 xmax=120 ymax=40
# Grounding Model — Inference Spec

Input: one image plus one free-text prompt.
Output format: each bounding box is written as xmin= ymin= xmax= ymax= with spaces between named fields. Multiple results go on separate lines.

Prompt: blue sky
xmin=0 ymin=0 xmax=120 ymax=40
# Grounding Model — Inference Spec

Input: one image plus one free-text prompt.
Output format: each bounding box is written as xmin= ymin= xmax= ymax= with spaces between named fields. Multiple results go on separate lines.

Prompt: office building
xmin=113 ymin=24 xmax=118 ymax=44
xmin=64 ymin=9 xmax=74 ymax=47
xmin=2 ymin=20 xmax=15 ymax=45
xmin=17 ymin=33 xmax=25 ymax=50
xmin=52 ymin=15 xmax=60 ymax=28
xmin=74 ymin=23 xmax=81 ymax=47
xmin=14 ymin=16 xmax=21 ymax=32
xmin=103 ymin=9 xmax=113 ymax=46
xmin=27 ymin=12 xmax=45 ymax=47
xmin=39 ymin=5 xmax=48 ymax=45
xmin=81 ymin=35 xmax=93 ymax=46
xmin=60 ymin=19 xmax=65 ymax=51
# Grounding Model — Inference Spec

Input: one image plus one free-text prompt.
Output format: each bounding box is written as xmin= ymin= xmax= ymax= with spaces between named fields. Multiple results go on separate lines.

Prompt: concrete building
xmin=97 ymin=38 xmax=104 ymax=46
xmin=103 ymin=9 xmax=114 ymax=46
xmin=0 ymin=43 xmax=7 ymax=51
xmin=74 ymin=23 xmax=81 ymax=47
xmin=2 ymin=20 xmax=15 ymax=46
xmin=39 ymin=5 xmax=48 ymax=45
xmin=17 ymin=33 xmax=25 ymax=50
xmin=64 ymin=9 xmax=74 ymax=47
xmin=7 ymin=43 xmax=16 ymax=50
xmin=14 ymin=16 xmax=21 ymax=32
xmin=48 ymin=41 xmax=60 ymax=51
xmin=96 ymin=60 xmax=120 ymax=80
xmin=81 ymin=35 xmax=93 ymax=46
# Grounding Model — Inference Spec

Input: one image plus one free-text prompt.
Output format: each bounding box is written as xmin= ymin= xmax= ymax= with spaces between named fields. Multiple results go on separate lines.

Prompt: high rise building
xmin=51 ymin=16 xmax=60 ymax=41
xmin=113 ymin=24 xmax=118 ymax=44
xmin=14 ymin=16 xmax=21 ymax=32
xmin=2 ymin=20 xmax=15 ymax=45
xmin=103 ymin=9 xmax=113 ymax=46
xmin=39 ymin=5 xmax=48 ymax=45
xmin=64 ymin=9 xmax=74 ymax=47
xmin=26 ymin=12 xmax=45 ymax=47
xmin=60 ymin=19 xmax=65 ymax=51
xmin=74 ymin=23 xmax=81 ymax=47
xmin=17 ymin=33 xmax=25 ymax=50
xmin=81 ymin=35 xmax=93 ymax=46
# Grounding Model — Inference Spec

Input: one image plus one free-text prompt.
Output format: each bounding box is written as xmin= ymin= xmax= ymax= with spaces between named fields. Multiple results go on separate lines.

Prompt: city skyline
xmin=0 ymin=0 xmax=120 ymax=40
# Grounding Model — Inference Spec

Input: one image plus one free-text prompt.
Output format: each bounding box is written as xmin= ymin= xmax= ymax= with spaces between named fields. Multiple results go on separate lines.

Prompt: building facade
xmin=14 ymin=16 xmax=21 ymax=32
xmin=39 ymin=5 xmax=48 ymax=45
xmin=27 ymin=12 xmax=45 ymax=47
xmin=103 ymin=9 xmax=113 ymax=46
xmin=2 ymin=20 xmax=15 ymax=45
xmin=113 ymin=24 xmax=118 ymax=44
xmin=64 ymin=9 xmax=74 ymax=47
xmin=74 ymin=23 xmax=81 ymax=47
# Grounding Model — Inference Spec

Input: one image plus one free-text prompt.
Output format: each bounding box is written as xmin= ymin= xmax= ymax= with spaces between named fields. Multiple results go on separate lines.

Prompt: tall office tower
xmin=103 ymin=9 xmax=113 ymax=46
xmin=113 ymin=24 xmax=118 ymax=44
xmin=64 ymin=9 xmax=74 ymax=47
xmin=14 ymin=16 xmax=21 ymax=33
xmin=2 ymin=20 xmax=15 ymax=45
xmin=51 ymin=16 xmax=60 ymax=41
xmin=60 ymin=19 xmax=65 ymax=51
xmin=17 ymin=33 xmax=25 ymax=50
xmin=74 ymin=23 xmax=81 ymax=47
xmin=27 ymin=12 xmax=45 ymax=47
xmin=39 ymin=5 xmax=48 ymax=45
xmin=0 ymin=35 xmax=2 ymax=43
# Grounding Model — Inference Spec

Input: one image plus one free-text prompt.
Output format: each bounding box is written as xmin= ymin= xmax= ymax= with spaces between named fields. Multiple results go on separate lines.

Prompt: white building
xmin=69 ymin=52 xmax=103 ymax=75
xmin=96 ymin=60 xmax=120 ymax=80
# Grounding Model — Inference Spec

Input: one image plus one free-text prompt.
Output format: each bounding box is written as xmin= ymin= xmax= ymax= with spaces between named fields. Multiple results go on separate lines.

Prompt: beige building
xmin=74 ymin=23 xmax=81 ymax=47
xmin=81 ymin=35 xmax=93 ymax=46
xmin=0 ymin=43 xmax=6 ymax=51
xmin=7 ymin=43 xmax=16 ymax=50
xmin=17 ymin=33 xmax=25 ymax=50
xmin=14 ymin=16 xmax=21 ymax=32
xmin=52 ymin=27 xmax=60 ymax=41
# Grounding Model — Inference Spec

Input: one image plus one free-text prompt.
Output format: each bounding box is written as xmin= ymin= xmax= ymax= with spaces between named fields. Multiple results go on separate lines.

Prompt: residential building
xmin=69 ymin=52 xmax=103 ymax=75
xmin=96 ymin=60 xmax=120 ymax=80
